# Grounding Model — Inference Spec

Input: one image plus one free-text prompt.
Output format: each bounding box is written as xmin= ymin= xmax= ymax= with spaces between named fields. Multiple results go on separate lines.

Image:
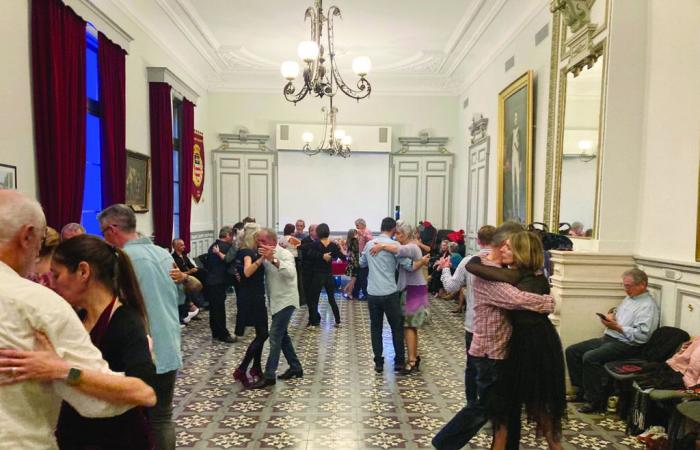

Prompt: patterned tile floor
xmin=174 ymin=294 xmax=644 ymax=449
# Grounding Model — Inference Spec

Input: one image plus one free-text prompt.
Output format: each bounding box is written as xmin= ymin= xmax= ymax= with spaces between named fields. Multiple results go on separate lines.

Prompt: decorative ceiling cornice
xmin=108 ymin=0 xmax=553 ymax=96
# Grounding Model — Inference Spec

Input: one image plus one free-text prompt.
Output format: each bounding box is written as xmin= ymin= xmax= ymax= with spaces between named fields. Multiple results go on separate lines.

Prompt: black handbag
xmin=527 ymin=222 xmax=573 ymax=251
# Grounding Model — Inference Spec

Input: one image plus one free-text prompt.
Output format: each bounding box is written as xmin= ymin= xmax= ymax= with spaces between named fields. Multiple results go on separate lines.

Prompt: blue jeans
xmin=147 ymin=370 xmax=177 ymax=450
xmin=464 ymin=331 xmax=477 ymax=406
xmin=433 ymin=357 xmax=502 ymax=450
xmin=367 ymin=292 xmax=405 ymax=367
xmin=264 ymin=305 xmax=302 ymax=379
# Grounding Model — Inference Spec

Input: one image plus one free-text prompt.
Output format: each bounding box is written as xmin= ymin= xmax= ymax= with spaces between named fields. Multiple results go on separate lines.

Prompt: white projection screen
xmin=277 ymin=151 xmax=390 ymax=232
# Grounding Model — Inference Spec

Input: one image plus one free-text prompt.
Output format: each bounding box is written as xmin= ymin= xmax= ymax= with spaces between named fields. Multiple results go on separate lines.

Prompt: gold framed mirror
xmin=555 ymin=50 xmax=606 ymax=238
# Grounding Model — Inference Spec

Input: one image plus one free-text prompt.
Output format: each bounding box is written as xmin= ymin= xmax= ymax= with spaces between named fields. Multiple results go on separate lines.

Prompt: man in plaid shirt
xmin=433 ymin=232 xmax=555 ymax=450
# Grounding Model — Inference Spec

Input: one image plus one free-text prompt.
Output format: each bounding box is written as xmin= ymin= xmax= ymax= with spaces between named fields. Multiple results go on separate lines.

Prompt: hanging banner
xmin=192 ymin=130 xmax=205 ymax=202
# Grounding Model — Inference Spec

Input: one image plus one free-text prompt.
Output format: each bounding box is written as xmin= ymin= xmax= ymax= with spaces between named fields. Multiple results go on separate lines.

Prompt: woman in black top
xmin=232 ymin=225 xmax=269 ymax=387
xmin=466 ymin=231 xmax=565 ymax=450
xmin=306 ymin=223 xmax=346 ymax=327
xmin=49 ymin=235 xmax=155 ymax=450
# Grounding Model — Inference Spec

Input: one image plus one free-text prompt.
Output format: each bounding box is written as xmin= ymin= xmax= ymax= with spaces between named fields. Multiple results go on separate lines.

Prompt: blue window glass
xmin=86 ymin=28 xmax=99 ymax=102
xmin=81 ymin=26 xmax=102 ymax=236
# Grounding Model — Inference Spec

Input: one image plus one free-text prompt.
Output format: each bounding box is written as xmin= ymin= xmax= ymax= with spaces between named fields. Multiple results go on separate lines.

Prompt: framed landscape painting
xmin=0 ymin=163 xmax=17 ymax=190
xmin=497 ymin=70 xmax=534 ymax=225
xmin=126 ymin=151 xmax=150 ymax=213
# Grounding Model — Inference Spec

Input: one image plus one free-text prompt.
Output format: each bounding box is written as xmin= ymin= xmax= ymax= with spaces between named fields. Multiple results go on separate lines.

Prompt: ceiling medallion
xmin=280 ymin=0 xmax=372 ymax=104
xmin=301 ymin=96 xmax=352 ymax=158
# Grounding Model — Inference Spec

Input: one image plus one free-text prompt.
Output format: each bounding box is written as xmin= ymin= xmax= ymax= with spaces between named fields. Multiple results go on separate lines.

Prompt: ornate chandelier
xmin=302 ymin=96 xmax=352 ymax=158
xmin=280 ymin=0 xmax=372 ymax=104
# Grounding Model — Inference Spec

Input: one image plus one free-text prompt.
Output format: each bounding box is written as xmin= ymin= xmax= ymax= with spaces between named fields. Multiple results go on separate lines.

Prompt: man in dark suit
xmin=204 ymin=227 xmax=236 ymax=343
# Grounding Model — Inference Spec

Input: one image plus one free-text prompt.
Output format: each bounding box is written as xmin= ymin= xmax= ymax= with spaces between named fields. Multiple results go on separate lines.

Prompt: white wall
xmin=454 ymin=4 xmax=552 ymax=230
xmin=206 ymin=91 xmax=459 ymax=229
xmin=636 ymin=0 xmax=700 ymax=263
xmin=0 ymin=0 xmax=213 ymax=236
xmin=0 ymin=1 xmax=35 ymax=199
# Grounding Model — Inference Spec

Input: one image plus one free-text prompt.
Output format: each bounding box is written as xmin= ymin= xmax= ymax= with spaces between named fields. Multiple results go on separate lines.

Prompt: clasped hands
xmin=435 ymin=256 xmax=451 ymax=270
xmin=258 ymin=245 xmax=277 ymax=261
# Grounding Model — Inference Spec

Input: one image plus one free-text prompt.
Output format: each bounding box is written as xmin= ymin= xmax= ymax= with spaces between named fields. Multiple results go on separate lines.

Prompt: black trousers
xmin=301 ymin=269 xmax=314 ymax=316
xmin=295 ymin=259 xmax=305 ymax=306
xmin=352 ymin=266 xmax=369 ymax=298
xmin=239 ymin=307 xmax=269 ymax=371
xmin=206 ymin=283 xmax=230 ymax=339
xmin=307 ymin=272 xmax=341 ymax=325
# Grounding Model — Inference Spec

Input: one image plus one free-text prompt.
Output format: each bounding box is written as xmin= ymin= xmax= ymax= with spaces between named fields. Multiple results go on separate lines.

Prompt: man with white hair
xmin=0 ymin=191 xmax=155 ymax=449
xmin=98 ymin=203 xmax=184 ymax=450
xmin=60 ymin=222 xmax=85 ymax=241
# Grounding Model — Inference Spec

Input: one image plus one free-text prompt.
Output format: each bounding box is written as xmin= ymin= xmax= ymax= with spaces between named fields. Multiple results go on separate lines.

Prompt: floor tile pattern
xmin=173 ymin=293 xmax=643 ymax=449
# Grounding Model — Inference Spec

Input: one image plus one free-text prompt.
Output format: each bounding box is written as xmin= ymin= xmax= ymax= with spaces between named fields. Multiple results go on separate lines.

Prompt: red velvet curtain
xmin=180 ymin=99 xmax=195 ymax=252
xmin=98 ymin=32 xmax=126 ymax=207
xmin=149 ymin=82 xmax=173 ymax=248
xmin=31 ymin=0 xmax=86 ymax=229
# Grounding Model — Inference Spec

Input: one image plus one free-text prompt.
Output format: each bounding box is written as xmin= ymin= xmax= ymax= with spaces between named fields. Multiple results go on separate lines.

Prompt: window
xmin=81 ymin=25 xmax=102 ymax=235
xmin=172 ymin=98 xmax=183 ymax=239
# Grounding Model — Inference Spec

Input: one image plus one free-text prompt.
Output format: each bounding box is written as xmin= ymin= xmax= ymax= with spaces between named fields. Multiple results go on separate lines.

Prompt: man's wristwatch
xmin=66 ymin=367 xmax=82 ymax=386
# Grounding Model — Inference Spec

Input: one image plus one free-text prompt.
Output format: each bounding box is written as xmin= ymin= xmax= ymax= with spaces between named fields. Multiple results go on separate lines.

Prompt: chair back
xmin=641 ymin=326 xmax=690 ymax=362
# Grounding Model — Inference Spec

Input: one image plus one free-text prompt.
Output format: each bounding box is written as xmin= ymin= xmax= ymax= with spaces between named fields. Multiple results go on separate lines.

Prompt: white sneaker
xmin=184 ymin=307 xmax=200 ymax=324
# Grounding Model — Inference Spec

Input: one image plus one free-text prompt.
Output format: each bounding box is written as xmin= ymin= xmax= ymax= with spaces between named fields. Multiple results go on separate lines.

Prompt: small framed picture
xmin=0 ymin=163 xmax=17 ymax=190
xmin=126 ymin=151 xmax=150 ymax=213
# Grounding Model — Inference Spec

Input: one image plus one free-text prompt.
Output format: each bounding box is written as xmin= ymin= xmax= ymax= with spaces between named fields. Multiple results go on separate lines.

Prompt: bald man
xmin=0 ymin=191 xmax=155 ymax=449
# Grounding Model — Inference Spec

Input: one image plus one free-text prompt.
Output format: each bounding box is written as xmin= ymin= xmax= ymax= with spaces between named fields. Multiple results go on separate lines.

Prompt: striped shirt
xmin=468 ymin=259 xmax=555 ymax=360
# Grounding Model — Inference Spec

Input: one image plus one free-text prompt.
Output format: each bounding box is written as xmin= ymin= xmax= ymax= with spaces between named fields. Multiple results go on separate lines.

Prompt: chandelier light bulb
xmin=341 ymin=135 xmax=352 ymax=146
xmin=281 ymin=61 xmax=300 ymax=80
xmin=352 ymin=56 xmax=372 ymax=76
xmin=334 ymin=129 xmax=346 ymax=140
xmin=302 ymin=132 xmax=314 ymax=143
xmin=297 ymin=41 xmax=320 ymax=63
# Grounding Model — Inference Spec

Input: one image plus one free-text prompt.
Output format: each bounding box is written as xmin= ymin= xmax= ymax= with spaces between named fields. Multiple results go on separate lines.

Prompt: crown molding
xmin=110 ymin=0 xmax=209 ymax=92
xmin=148 ymin=67 xmax=200 ymax=102
xmin=153 ymin=0 xmax=225 ymax=72
xmin=458 ymin=0 xmax=550 ymax=97
xmin=65 ymin=0 xmax=133 ymax=50
xmin=438 ymin=0 xmax=487 ymax=72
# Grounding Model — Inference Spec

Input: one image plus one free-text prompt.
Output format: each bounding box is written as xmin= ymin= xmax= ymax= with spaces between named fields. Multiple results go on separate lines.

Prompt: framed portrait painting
xmin=497 ymin=70 xmax=534 ymax=225
xmin=0 ymin=164 xmax=17 ymax=190
xmin=125 ymin=151 xmax=150 ymax=213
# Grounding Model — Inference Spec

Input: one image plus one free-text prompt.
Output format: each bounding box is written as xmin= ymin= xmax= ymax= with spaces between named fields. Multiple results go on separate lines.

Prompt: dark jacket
xmin=205 ymin=239 xmax=233 ymax=285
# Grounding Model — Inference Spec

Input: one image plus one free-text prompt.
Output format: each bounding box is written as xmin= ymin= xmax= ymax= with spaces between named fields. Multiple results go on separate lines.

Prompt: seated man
xmin=566 ymin=268 xmax=660 ymax=413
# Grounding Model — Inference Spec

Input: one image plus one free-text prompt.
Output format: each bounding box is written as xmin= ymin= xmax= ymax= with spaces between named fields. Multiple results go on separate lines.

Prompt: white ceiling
xmin=111 ymin=0 xmax=550 ymax=95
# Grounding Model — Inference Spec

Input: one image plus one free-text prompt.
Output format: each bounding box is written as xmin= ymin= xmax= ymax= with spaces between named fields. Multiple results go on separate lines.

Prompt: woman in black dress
xmin=466 ymin=231 xmax=565 ymax=450
xmin=50 ymin=235 xmax=155 ymax=450
xmin=233 ymin=225 xmax=269 ymax=387
xmin=306 ymin=223 xmax=346 ymax=327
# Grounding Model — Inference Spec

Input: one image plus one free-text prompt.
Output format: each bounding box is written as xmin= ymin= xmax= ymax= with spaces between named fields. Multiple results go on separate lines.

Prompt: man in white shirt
xmin=0 ymin=190 xmax=155 ymax=450
xmin=436 ymin=225 xmax=495 ymax=406
xmin=250 ymin=228 xmax=303 ymax=388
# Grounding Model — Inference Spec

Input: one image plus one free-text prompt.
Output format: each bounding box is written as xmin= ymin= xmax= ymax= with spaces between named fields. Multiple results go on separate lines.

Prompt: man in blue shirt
xmin=566 ymin=268 xmax=660 ymax=413
xmin=360 ymin=217 xmax=407 ymax=373
xmin=99 ymin=204 xmax=185 ymax=449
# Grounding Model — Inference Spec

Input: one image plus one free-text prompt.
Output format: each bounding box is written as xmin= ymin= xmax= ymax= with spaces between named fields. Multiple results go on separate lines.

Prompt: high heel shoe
xmin=233 ymin=368 xmax=250 ymax=387
xmin=400 ymin=361 xmax=418 ymax=376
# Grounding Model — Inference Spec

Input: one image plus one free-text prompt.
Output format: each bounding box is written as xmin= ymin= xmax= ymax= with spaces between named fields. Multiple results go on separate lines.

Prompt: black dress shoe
xmin=374 ymin=365 xmax=384 ymax=374
xmin=577 ymin=403 xmax=604 ymax=414
xmin=250 ymin=377 xmax=276 ymax=389
xmin=394 ymin=364 xmax=405 ymax=373
xmin=278 ymin=368 xmax=304 ymax=380
xmin=216 ymin=335 xmax=237 ymax=344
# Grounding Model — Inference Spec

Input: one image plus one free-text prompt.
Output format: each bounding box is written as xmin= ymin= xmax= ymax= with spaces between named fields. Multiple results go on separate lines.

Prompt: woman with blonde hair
xmin=26 ymin=226 xmax=60 ymax=288
xmin=370 ymin=221 xmax=430 ymax=374
xmin=466 ymin=231 xmax=565 ymax=450
xmin=233 ymin=223 xmax=269 ymax=387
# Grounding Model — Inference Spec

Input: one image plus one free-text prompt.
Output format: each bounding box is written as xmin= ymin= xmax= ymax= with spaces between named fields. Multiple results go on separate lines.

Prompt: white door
xmin=466 ymin=137 xmax=489 ymax=254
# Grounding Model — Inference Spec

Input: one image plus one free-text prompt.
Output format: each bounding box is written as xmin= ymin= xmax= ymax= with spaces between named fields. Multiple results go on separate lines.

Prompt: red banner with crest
xmin=192 ymin=130 xmax=205 ymax=202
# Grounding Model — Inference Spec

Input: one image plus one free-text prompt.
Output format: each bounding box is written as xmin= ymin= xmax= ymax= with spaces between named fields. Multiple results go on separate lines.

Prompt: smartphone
xmin=596 ymin=312 xmax=608 ymax=321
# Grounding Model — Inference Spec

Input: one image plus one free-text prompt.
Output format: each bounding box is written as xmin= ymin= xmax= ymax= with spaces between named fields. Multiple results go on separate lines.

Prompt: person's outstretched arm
xmin=465 ymin=258 xmax=521 ymax=285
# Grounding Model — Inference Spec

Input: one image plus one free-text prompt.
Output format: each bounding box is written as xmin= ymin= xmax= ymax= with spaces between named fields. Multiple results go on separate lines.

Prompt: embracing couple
xmin=433 ymin=223 xmax=566 ymax=450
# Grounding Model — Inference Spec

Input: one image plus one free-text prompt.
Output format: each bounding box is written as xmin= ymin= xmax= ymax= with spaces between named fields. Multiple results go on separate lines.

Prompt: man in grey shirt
xmin=359 ymin=217 xmax=406 ymax=373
